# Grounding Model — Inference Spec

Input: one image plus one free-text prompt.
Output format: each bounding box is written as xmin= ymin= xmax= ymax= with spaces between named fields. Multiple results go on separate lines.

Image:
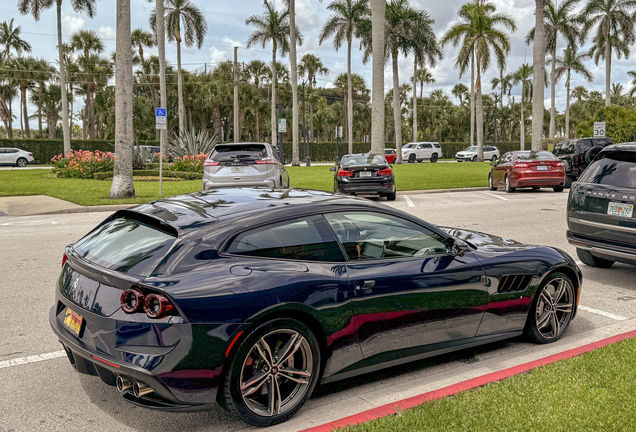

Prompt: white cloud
xmin=210 ymin=46 xmax=229 ymax=63
xmin=61 ymin=14 xmax=85 ymax=34
xmin=222 ymin=36 xmax=243 ymax=47
xmin=98 ymin=25 xmax=116 ymax=40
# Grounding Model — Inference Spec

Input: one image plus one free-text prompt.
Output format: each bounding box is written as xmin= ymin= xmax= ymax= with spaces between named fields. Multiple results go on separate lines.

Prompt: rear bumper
xmin=567 ymin=231 xmax=636 ymax=265
xmin=337 ymin=181 xmax=395 ymax=195
xmin=513 ymin=177 xmax=565 ymax=187
xmin=203 ymin=179 xmax=276 ymax=190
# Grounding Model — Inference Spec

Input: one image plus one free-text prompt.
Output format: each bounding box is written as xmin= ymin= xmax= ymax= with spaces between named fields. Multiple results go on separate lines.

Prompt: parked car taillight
xmin=121 ymin=288 xmax=144 ymax=313
xmin=378 ymin=167 xmax=393 ymax=175
xmin=144 ymin=293 xmax=175 ymax=319
xmin=514 ymin=163 xmax=529 ymax=169
xmin=204 ymin=160 xmax=219 ymax=166
xmin=255 ymin=157 xmax=276 ymax=164
xmin=62 ymin=253 xmax=68 ymax=268
xmin=337 ymin=169 xmax=353 ymax=177
xmin=555 ymin=162 xmax=565 ymax=167
xmin=28 ymin=153 xmax=33 ymax=157
xmin=121 ymin=287 xmax=177 ymax=319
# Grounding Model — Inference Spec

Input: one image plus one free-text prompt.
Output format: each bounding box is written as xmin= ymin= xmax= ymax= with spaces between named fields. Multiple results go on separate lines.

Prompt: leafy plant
xmin=168 ymin=129 xmax=217 ymax=159
xmin=132 ymin=145 xmax=155 ymax=169
xmin=51 ymin=149 xmax=114 ymax=179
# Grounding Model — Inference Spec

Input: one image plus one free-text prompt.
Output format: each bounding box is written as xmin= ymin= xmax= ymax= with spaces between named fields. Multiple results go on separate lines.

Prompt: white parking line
xmin=403 ymin=195 xmax=415 ymax=207
xmin=481 ymin=192 xmax=509 ymax=201
xmin=578 ymin=306 xmax=627 ymax=321
xmin=0 ymin=350 xmax=65 ymax=369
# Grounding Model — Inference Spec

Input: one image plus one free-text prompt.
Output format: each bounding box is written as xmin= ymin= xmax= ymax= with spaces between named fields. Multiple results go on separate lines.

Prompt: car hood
xmin=440 ymin=227 xmax=521 ymax=247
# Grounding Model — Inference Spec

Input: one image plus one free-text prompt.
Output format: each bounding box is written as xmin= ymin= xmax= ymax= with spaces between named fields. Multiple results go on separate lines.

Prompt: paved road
xmin=1 ymin=189 xmax=635 ymax=432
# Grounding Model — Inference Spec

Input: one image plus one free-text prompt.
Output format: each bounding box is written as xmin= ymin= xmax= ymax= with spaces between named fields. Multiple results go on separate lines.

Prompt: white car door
xmin=0 ymin=149 xmax=6 ymax=164
xmin=5 ymin=149 xmax=19 ymax=165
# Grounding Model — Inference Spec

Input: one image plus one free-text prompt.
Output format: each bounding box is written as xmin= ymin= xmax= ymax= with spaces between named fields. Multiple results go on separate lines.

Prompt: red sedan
xmin=384 ymin=148 xmax=397 ymax=164
xmin=489 ymin=151 xmax=566 ymax=193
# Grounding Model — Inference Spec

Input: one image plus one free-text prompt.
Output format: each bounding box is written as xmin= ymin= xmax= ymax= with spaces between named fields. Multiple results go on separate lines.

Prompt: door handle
xmin=355 ymin=280 xmax=375 ymax=290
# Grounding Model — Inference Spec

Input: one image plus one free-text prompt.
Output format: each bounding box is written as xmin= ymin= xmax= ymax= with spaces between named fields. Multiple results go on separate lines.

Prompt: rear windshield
xmin=516 ymin=151 xmax=556 ymax=161
xmin=73 ymin=218 xmax=176 ymax=277
xmin=578 ymin=152 xmax=636 ymax=189
xmin=210 ymin=144 xmax=267 ymax=162
xmin=342 ymin=154 xmax=387 ymax=166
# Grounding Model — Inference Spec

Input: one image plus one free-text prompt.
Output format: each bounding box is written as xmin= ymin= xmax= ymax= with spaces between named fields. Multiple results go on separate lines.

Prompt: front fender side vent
xmin=497 ymin=275 xmax=533 ymax=293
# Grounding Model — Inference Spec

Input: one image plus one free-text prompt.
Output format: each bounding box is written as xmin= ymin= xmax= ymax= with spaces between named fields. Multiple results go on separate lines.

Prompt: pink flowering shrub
xmin=170 ymin=153 xmax=208 ymax=173
xmin=51 ymin=150 xmax=115 ymax=179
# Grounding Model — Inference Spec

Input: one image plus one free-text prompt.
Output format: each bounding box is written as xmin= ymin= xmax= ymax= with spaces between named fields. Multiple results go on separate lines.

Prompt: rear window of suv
xmin=73 ymin=217 xmax=176 ymax=277
xmin=578 ymin=152 xmax=636 ymax=188
xmin=209 ymin=144 xmax=267 ymax=164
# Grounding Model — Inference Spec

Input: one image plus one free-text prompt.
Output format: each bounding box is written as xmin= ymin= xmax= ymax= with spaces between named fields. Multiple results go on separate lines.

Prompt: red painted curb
xmin=301 ymin=328 xmax=636 ymax=432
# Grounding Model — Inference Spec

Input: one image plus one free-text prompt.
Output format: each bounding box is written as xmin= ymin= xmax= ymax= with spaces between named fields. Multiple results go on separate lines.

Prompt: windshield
xmin=341 ymin=154 xmax=387 ymax=166
xmin=463 ymin=146 xmax=478 ymax=152
xmin=578 ymin=152 xmax=636 ymax=188
xmin=516 ymin=151 xmax=557 ymax=161
xmin=402 ymin=144 xmax=417 ymax=149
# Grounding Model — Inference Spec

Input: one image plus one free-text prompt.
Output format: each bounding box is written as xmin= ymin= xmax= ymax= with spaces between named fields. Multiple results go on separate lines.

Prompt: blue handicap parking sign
xmin=155 ymin=108 xmax=167 ymax=117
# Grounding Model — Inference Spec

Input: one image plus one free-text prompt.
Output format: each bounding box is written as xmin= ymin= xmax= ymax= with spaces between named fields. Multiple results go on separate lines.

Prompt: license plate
xmin=607 ymin=202 xmax=634 ymax=218
xmin=537 ymin=165 xmax=548 ymax=171
xmin=63 ymin=308 xmax=83 ymax=337
xmin=231 ymin=167 xmax=244 ymax=174
xmin=359 ymin=172 xmax=372 ymax=177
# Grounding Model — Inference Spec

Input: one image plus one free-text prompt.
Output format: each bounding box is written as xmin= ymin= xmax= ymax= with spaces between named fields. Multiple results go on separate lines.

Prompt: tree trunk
xmin=109 ymin=0 xmax=135 ymax=199
xmin=290 ymin=0 xmax=300 ymax=165
xmin=309 ymin=103 xmax=314 ymax=142
xmin=176 ymin=35 xmax=185 ymax=133
xmin=391 ymin=51 xmax=402 ymax=163
xmin=520 ymin=89 xmax=525 ymax=150
xmin=549 ymin=44 xmax=556 ymax=138
xmin=38 ymin=84 xmax=43 ymax=137
xmin=89 ymin=90 xmax=96 ymax=140
xmin=7 ymin=98 xmax=12 ymax=139
xmin=412 ymin=57 xmax=418 ymax=142
xmin=57 ymin=1 xmax=71 ymax=154
xmin=470 ymin=49 xmax=475 ymax=147
xmin=475 ymin=63 xmax=483 ymax=161
xmin=271 ymin=46 xmax=277 ymax=147
xmin=531 ymin=0 xmax=546 ymax=151
xmin=255 ymin=106 xmax=260 ymax=141
xmin=156 ymin=0 xmax=167 ymax=196
xmin=605 ymin=38 xmax=611 ymax=107
xmin=347 ymin=38 xmax=354 ymax=154
xmin=83 ymin=93 xmax=88 ymax=139
xmin=369 ymin=0 xmax=385 ymax=156
xmin=565 ymin=73 xmax=570 ymax=138
xmin=22 ymin=86 xmax=30 ymax=139
xmin=70 ymin=90 xmax=74 ymax=139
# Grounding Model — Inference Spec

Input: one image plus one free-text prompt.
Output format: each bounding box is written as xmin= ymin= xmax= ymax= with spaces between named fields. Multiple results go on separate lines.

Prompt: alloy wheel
xmin=535 ymin=278 xmax=574 ymax=340
xmin=239 ymin=330 xmax=313 ymax=417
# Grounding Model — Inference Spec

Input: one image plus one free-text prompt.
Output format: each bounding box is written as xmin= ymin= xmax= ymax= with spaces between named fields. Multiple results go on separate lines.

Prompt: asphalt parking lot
xmin=1 ymin=189 xmax=636 ymax=432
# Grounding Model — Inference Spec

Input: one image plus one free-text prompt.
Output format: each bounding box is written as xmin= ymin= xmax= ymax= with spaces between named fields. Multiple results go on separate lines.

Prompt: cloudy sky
xmin=2 ymin=0 xmax=635 ymax=129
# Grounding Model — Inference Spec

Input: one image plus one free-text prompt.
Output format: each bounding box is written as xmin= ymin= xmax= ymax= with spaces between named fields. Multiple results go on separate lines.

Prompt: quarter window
xmin=227 ymin=215 xmax=345 ymax=262
xmin=324 ymin=212 xmax=446 ymax=261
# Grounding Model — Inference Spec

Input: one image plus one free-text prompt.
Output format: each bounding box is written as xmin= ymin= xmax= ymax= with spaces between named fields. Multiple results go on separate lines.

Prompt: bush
xmin=169 ymin=153 xmax=208 ymax=172
xmin=52 ymin=150 xmax=115 ymax=179
xmin=168 ymin=129 xmax=217 ymax=158
xmin=93 ymin=170 xmax=201 ymax=181
xmin=576 ymin=106 xmax=636 ymax=143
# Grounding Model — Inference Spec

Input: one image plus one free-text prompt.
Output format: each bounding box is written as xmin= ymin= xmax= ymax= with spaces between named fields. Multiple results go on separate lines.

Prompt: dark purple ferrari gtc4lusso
xmin=50 ymin=187 xmax=582 ymax=426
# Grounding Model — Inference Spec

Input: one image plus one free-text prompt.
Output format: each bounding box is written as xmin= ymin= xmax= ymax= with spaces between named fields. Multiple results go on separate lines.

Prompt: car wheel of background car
xmin=488 ymin=175 xmax=497 ymax=191
xmin=576 ymin=248 xmax=615 ymax=268
xmin=584 ymin=146 xmax=603 ymax=164
xmin=505 ymin=176 xmax=515 ymax=193
xmin=408 ymin=154 xmax=416 ymax=163
xmin=16 ymin=158 xmax=27 ymax=167
xmin=525 ymin=272 xmax=575 ymax=344
xmin=386 ymin=191 xmax=397 ymax=201
xmin=553 ymin=185 xmax=564 ymax=192
xmin=222 ymin=318 xmax=321 ymax=427
xmin=430 ymin=153 xmax=438 ymax=163
xmin=491 ymin=155 xmax=498 ymax=161
xmin=472 ymin=155 xmax=477 ymax=162
xmin=565 ymin=176 xmax=573 ymax=188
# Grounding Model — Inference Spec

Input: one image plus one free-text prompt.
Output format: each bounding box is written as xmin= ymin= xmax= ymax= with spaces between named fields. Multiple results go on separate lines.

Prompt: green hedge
xmin=93 ymin=170 xmax=200 ymax=181
xmin=0 ymin=139 xmax=160 ymax=164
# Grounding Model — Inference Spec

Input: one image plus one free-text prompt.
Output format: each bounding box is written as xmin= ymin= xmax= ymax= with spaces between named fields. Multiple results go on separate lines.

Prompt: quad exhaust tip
xmin=116 ymin=375 xmax=132 ymax=393
xmin=133 ymin=381 xmax=154 ymax=398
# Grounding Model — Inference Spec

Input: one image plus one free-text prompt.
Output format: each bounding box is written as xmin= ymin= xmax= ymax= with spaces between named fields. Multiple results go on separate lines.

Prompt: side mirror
xmin=490 ymin=161 xmax=497 ymax=166
xmin=445 ymin=237 xmax=469 ymax=257
xmin=329 ymin=166 xmax=336 ymax=172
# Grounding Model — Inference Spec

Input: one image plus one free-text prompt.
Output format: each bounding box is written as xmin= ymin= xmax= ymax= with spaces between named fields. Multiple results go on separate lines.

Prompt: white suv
xmin=401 ymin=142 xmax=442 ymax=163
xmin=455 ymin=145 xmax=500 ymax=162
xmin=0 ymin=148 xmax=34 ymax=167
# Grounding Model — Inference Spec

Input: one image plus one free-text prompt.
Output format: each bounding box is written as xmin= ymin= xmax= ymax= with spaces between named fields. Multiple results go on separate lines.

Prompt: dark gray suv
xmin=553 ymin=137 xmax=613 ymax=187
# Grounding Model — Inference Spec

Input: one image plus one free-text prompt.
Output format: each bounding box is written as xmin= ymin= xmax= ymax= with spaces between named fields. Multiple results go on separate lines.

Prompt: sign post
xmin=335 ymin=126 xmax=343 ymax=162
xmin=278 ymin=114 xmax=286 ymax=162
xmin=155 ymin=108 xmax=167 ymax=196
xmin=594 ymin=121 xmax=606 ymax=137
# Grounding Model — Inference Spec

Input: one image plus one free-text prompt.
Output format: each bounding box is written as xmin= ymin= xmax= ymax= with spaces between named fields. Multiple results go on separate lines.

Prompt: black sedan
xmin=50 ymin=187 xmax=581 ymax=427
xmin=331 ymin=153 xmax=396 ymax=200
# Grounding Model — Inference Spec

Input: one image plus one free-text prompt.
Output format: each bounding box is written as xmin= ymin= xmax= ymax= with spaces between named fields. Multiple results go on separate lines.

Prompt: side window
xmin=433 ymin=143 xmax=441 ymax=148
xmin=226 ymin=215 xmax=345 ymax=262
xmin=423 ymin=143 xmax=433 ymax=149
xmin=500 ymin=153 xmax=510 ymax=163
xmin=6 ymin=148 xmax=18 ymax=154
xmin=324 ymin=212 xmax=446 ymax=261
xmin=417 ymin=144 xmax=425 ymax=149
xmin=577 ymin=140 xmax=591 ymax=153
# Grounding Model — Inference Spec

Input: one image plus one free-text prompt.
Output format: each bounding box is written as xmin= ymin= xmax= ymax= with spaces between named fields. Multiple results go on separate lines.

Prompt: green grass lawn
xmin=344 ymin=337 xmax=636 ymax=432
xmin=0 ymin=162 xmax=491 ymax=206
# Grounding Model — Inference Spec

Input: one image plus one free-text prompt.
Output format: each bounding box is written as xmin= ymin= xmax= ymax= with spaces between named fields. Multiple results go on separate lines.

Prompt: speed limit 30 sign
xmin=594 ymin=121 xmax=606 ymax=137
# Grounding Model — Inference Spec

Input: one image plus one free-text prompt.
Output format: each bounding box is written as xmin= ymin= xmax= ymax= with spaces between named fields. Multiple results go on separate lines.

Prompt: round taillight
xmin=121 ymin=289 xmax=144 ymax=314
xmin=143 ymin=294 xmax=174 ymax=319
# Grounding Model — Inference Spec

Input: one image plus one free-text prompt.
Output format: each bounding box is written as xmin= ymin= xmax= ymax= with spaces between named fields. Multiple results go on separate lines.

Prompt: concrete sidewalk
xmin=0 ymin=195 xmax=133 ymax=217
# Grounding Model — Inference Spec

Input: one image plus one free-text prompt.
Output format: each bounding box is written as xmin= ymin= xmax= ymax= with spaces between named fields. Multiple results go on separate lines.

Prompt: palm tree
xmin=526 ymin=0 xmax=581 ymax=138
xmin=628 ymin=70 xmax=636 ymax=97
xmin=18 ymin=0 xmax=97 ymax=154
xmin=319 ymin=0 xmax=369 ymax=154
xmin=580 ymin=0 xmax=636 ymax=107
xmin=245 ymin=59 xmax=270 ymax=141
xmin=369 ymin=0 xmax=386 ymax=155
xmin=572 ymin=85 xmax=589 ymax=101
xmin=154 ymin=0 xmax=168 ymax=184
xmin=151 ymin=0 xmax=207 ymax=134
xmin=531 ymin=0 xmax=546 ymax=152
xmin=131 ymin=28 xmax=155 ymax=66
xmin=298 ymin=54 xmax=329 ymax=142
xmin=0 ymin=19 xmax=32 ymax=59
xmin=442 ymin=0 xmax=517 ymax=161
xmin=452 ymin=82 xmax=469 ymax=105
xmin=246 ymin=1 xmax=295 ymax=148
xmin=11 ymin=56 xmax=48 ymax=138
xmin=40 ymin=83 xmax=62 ymax=138
xmin=413 ymin=67 xmax=435 ymax=98
xmin=513 ymin=63 xmax=533 ymax=150
xmin=110 ymin=0 xmax=135 ymax=199
xmin=288 ymin=0 xmax=300 ymax=164
xmin=553 ymin=46 xmax=592 ymax=138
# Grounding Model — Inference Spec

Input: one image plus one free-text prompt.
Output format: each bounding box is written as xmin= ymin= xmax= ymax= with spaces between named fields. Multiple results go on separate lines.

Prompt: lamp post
xmin=302 ymin=76 xmax=316 ymax=166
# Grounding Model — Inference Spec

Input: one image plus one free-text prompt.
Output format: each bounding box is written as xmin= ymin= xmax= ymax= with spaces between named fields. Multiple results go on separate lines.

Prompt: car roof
xmin=600 ymin=143 xmax=636 ymax=153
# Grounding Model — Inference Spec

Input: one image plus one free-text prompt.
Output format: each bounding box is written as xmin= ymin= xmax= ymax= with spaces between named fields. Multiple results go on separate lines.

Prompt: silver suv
xmin=401 ymin=142 xmax=442 ymax=163
xmin=202 ymin=142 xmax=290 ymax=190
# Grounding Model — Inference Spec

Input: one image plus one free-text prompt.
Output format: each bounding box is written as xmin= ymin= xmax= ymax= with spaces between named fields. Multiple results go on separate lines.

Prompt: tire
xmin=505 ymin=175 xmax=515 ymax=193
xmin=386 ymin=191 xmax=397 ymax=201
xmin=472 ymin=155 xmax=477 ymax=162
xmin=553 ymin=185 xmax=564 ymax=192
xmin=221 ymin=318 xmax=321 ymax=427
xmin=565 ymin=176 xmax=573 ymax=188
xmin=16 ymin=158 xmax=27 ymax=168
xmin=491 ymin=155 xmax=498 ymax=162
xmin=430 ymin=153 xmax=438 ymax=163
xmin=525 ymin=272 xmax=576 ymax=344
xmin=576 ymin=248 xmax=615 ymax=268
xmin=488 ymin=175 xmax=497 ymax=191
xmin=408 ymin=154 xmax=416 ymax=163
